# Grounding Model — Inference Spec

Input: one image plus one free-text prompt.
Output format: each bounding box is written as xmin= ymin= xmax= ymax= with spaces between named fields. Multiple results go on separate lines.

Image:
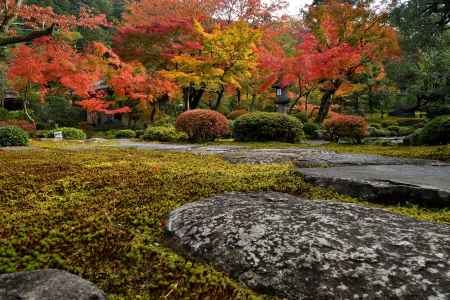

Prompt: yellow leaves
xmin=164 ymin=20 xmax=261 ymax=94
xmin=335 ymin=82 xmax=365 ymax=97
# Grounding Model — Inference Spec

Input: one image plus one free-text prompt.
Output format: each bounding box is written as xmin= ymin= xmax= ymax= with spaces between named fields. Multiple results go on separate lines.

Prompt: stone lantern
xmin=272 ymin=82 xmax=289 ymax=114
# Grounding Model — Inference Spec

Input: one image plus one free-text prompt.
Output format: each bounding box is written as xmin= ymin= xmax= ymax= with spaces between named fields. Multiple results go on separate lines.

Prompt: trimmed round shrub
xmin=232 ymin=112 xmax=304 ymax=143
xmin=409 ymin=116 xmax=450 ymax=145
xmin=0 ymin=126 xmax=29 ymax=146
xmin=303 ymin=122 xmax=321 ymax=139
xmin=176 ymin=109 xmax=230 ymax=142
xmin=227 ymin=109 xmax=249 ymax=120
xmin=143 ymin=126 xmax=187 ymax=142
xmin=323 ymin=115 xmax=368 ymax=144
xmin=115 ymin=129 xmax=137 ymax=139
xmin=49 ymin=127 xmax=86 ymax=140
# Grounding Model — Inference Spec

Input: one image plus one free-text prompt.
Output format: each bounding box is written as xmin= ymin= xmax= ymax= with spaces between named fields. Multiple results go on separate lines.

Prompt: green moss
xmin=319 ymin=143 xmax=450 ymax=162
xmin=1 ymin=143 xmax=449 ymax=299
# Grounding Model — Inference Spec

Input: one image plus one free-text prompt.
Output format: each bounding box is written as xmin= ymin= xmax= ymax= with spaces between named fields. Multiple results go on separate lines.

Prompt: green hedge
xmin=115 ymin=129 xmax=137 ymax=139
xmin=49 ymin=127 xmax=86 ymax=140
xmin=143 ymin=126 xmax=187 ymax=142
xmin=0 ymin=126 xmax=29 ymax=146
xmin=232 ymin=112 xmax=304 ymax=143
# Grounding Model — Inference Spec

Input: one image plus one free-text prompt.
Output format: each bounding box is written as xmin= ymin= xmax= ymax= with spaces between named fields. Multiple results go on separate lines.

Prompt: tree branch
xmin=0 ymin=24 xmax=54 ymax=47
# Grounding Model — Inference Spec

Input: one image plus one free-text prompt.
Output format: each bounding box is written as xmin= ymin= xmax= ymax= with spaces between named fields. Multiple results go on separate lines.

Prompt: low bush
xmin=152 ymin=115 xmax=177 ymax=127
xmin=303 ymin=122 xmax=321 ymax=139
xmin=381 ymin=120 xmax=397 ymax=128
xmin=406 ymin=116 xmax=450 ymax=146
xmin=143 ymin=126 xmax=187 ymax=142
xmin=403 ymin=129 xmax=423 ymax=146
xmin=0 ymin=120 xmax=36 ymax=133
xmin=370 ymin=123 xmax=382 ymax=129
xmin=227 ymin=109 xmax=249 ymax=120
xmin=323 ymin=115 xmax=368 ymax=144
xmin=369 ymin=127 xmax=392 ymax=138
xmin=49 ymin=127 xmax=86 ymax=140
xmin=232 ymin=112 xmax=304 ymax=143
xmin=291 ymin=111 xmax=309 ymax=123
xmin=115 ymin=129 xmax=137 ymax=139
xmin=0 ymin=108 xmax=26 ymax=121
xmin=0 ymin=126 xmax=29 ymax=146
xmin=396 ymin=118 xmax=426 ymax=128
xmin=33 ymin=130 xmax=52 ymax=138
xmin=176 ymin=109 xmax=230 ymax=142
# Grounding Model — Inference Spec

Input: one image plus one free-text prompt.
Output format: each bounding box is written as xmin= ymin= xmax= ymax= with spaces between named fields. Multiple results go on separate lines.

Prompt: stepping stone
xmin=297 ymin=165 xmax=450 ymax=207
xmin=165 ymin=192 xmax=450 ymax=300
xmin=0 ymin=269 xmax=106 ymax=300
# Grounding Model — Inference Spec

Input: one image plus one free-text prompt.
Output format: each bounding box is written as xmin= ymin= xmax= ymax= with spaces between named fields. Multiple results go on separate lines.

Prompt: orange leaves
xmin=17 ymin=5 xmax=109 ymax=31
xmin=8 ymin=38 xmax=102 ymax=97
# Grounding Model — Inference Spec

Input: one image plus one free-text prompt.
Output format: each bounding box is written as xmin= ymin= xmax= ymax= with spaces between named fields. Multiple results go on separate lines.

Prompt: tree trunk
xmin=316 ymin=90 xmax=334 ymax=123
xmin=236 ymin=89 xmax=241 ymax=107
xmin=213 ymin=86 xmax=225 ymax=111
xmin=190 ymin=88 xmax=204 ymax=110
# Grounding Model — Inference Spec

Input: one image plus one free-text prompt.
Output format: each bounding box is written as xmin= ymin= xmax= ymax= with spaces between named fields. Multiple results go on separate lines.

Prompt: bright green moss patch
xmin=319 ymin=144 xmax=450 ymax=162
xmin=1 ymin=145 xmax=449 ymax=299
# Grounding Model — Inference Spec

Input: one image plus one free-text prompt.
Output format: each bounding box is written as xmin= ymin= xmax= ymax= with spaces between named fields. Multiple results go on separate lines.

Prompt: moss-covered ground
xmin=0 ymin=142 xmax=449 ymax=299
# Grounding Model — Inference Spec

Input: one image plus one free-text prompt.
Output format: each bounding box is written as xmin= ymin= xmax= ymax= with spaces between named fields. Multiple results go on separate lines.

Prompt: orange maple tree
xmin=0 ymin=1 xmax=109 ymax=46
xmin=7 ymin=37 xmax=175 ymax=116
xmin=293 ymin=0 xmax=400 ymax=122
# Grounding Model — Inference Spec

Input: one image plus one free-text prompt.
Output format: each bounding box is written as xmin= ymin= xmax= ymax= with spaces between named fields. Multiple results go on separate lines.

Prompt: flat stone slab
xmin=166 ymin=192 xmax=450 ymax=300
xmin=298 ymin=165 xmax=450 ymax=207
xmin=112 ymin=141 xmax=447 ymax=166
xmin=0 ymin=269 xmax=106 ymax=300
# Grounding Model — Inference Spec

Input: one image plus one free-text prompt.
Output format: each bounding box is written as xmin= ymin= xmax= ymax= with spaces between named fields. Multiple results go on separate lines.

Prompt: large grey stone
xmin=297 ymin=165 xmax=450 ymax=207
xmin=166 ymin=192 xmax=450 ymax=300
xmin=0 ymin=269 xmax=106 ymax=300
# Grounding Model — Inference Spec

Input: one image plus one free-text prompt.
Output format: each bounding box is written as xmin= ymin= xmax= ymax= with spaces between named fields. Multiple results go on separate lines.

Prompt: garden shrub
xmin=232 ymin=112 xmax=304 ymax=143
xmin=398 ymin=126 xmax=416 ymax=136
xmin=369 ymin=127 xmax=392 ymax=137
xmin=381 ymin=120 xmax=397 ymax=128
xmin=115 ymin=129 xmax=137 ymax=139
xmin=176 ymin=109 xmax=230 ymax=142
xmin=323 ymin=115 xmax=368 ymax=144
xmin=0 ymin=120 xmax=36 ymax=133
xmin=33 ymin=130 xmax=52 ymax=138
xmin=0 ymin=126 xmax=29 ymax=146
xmin=31 ymin=95 xmax=85 ymax=128
xmin=370 ymin=123 xmax=382 ymax=129
xmin=403 ymin=129 xmax=423 ymax=146
xmin=227 ymin=109 xmax=249 ymax=120
xmin=407 ymin=116 xmax=450 ymax=145
xmin=143 ymin=126 xmax=187 ymax=142
xmin=49 ymin=127 xmax=87 ymax=140
xmin=396 ymin=118 xmax=426 ymax=128
xmin=152 ymin=115 xmax=177 ymax=127
xmin=303 ymin=122 xmax=321 ymax=139
xmin=291 ymin=111 xmax=309 ymax=123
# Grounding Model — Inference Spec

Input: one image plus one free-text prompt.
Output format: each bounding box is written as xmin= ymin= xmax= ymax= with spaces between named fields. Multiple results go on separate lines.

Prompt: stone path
xmin=298 ymin=165 xmax=450 ymax=207
xmin=113 ymin=140 xmax=446 ymax=166
xmin=166 ymin=192 xmax=450 ymax=300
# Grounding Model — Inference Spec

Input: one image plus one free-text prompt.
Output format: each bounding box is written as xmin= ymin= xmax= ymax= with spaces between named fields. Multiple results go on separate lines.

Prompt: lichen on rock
xmin=166 ymin=192 xmax=450 ymax=299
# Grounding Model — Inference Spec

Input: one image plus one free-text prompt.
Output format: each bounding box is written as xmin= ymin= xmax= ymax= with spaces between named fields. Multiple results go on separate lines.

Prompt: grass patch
xmin=1 ymin=144 xmax=448 ymax=299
